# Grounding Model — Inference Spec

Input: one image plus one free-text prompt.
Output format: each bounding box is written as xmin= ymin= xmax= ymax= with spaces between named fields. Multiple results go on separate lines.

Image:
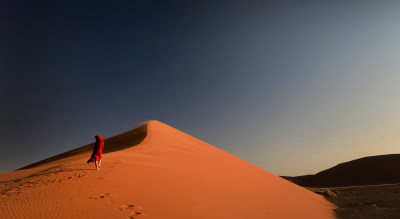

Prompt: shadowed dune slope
xmin=18 ymin=124 xmax=147 ymax=170
xmin=0 ymin=120 xmax=334 ymax=219
xmin=286 ymin=154 xmax=400 ymax=187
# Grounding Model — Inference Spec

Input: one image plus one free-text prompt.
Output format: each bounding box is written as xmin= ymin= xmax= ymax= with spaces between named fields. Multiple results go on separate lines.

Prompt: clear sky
xmin=2 ymin=1 xmax=400 ymax=175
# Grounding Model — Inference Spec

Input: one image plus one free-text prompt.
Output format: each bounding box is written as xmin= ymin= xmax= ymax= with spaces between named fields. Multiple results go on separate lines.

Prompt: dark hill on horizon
xmin=284 ymin=154 xmax=400 ymax=187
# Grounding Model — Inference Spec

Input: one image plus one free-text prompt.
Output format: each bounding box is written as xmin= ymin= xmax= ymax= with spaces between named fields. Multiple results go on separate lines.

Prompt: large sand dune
xmin=0 ymin=120 xmax=334 ymax=218
xmin=285 ymin=154 xmax=400 ymax=187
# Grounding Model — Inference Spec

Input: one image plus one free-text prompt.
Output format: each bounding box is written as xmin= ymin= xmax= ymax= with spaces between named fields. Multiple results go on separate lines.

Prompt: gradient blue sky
xmin=2 ymin=1 xmax=400 ymax=175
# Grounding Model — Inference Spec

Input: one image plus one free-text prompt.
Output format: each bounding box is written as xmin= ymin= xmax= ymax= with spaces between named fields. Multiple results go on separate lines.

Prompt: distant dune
xmin=0 ymin=120 xmax=334 ymax=218
xmin=285 ymin=154 xmax=400 ymax=187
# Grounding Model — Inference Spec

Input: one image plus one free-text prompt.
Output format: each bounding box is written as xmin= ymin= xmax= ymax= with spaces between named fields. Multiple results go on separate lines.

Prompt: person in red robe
xmin=87 ymin=135 xmax=104 ymax=170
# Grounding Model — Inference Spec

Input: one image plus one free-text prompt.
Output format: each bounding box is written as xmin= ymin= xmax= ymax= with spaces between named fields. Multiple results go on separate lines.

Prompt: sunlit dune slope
xmin=0 ymin=120 xmax=334 ymax=219
xmin=18 ymin=124 xmax=147 ymax=170
xmin=286 ymin=154 xmax=400 ymax=187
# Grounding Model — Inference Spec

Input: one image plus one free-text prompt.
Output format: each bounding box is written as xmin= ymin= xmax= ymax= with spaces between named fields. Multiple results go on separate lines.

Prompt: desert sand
xmin=0 ymin=120 xmax=334 ymax=218
xmin=283 ymin=154 xmax=400 ymax=218
xmin=318 ymin=183 xmax=400 ymax=219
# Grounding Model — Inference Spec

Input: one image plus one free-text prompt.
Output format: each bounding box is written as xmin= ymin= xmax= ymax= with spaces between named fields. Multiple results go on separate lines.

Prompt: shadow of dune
xmin=18 ymin=123 xmax=148 ymax=170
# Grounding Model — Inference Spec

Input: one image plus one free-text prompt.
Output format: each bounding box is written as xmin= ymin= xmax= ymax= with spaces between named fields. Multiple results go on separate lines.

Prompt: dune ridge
xmin=0 ymin=120 xmax=334 ymax=218
xmin=18 ymin=124 xmax=148 ymax=170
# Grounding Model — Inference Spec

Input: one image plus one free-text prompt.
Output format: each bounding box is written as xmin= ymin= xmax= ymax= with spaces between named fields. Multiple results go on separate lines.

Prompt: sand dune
xmin=0 ymin=120 xmax=334 ymax=218
xmin=18 ymin=124 xmax=148 ymax=170
xmin=285 ymin=154 xmax=400 ymax=188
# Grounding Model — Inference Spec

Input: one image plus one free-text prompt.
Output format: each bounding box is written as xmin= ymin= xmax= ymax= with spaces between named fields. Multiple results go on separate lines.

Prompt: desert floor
xmin=311 ymin=184 xmax=400 ymax=219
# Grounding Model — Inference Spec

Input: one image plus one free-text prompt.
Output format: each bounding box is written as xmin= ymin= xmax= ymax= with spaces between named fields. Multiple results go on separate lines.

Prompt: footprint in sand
xmin=75 ymin=172 xmax=87 ymax=179
xmin=1 ymin=186 xmax=24 ymax=196
xmin=89 ymin=192 xmax=111 ymax=200
xmin=119 ymin=204 xmax=145 ymax=218
xmin=89 ymin=193 xmax=145 ymax=217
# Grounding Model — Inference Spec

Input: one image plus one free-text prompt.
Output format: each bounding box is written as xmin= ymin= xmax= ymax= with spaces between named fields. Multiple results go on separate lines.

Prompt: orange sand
xmin=0 ymin=120 xmax=335 ymax=218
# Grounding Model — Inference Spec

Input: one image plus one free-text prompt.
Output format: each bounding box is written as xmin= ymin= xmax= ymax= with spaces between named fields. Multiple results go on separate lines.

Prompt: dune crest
xmin=0 ymin=120 xmax=335 ymax=218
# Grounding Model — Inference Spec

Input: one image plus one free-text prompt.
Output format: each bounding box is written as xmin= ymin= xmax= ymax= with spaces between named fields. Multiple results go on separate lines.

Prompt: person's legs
xmin=99 ymin=159 xmax=101 ymax=168
xmin=94 ymin=161 xmax=98 ymax=170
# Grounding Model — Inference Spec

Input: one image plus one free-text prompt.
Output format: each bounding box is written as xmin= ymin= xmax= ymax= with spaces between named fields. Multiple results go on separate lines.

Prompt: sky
xmin=2 ymin=1 xmax=400 ymax=175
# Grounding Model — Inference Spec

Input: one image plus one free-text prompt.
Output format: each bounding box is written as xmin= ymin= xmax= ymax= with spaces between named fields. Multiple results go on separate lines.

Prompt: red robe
xmin=87 ymin=135 xmax=104 ymax=163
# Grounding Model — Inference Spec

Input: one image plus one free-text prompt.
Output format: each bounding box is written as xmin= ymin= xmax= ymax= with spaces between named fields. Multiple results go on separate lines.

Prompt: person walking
xmin=87 ymin=135 xmax=104 ymax=170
